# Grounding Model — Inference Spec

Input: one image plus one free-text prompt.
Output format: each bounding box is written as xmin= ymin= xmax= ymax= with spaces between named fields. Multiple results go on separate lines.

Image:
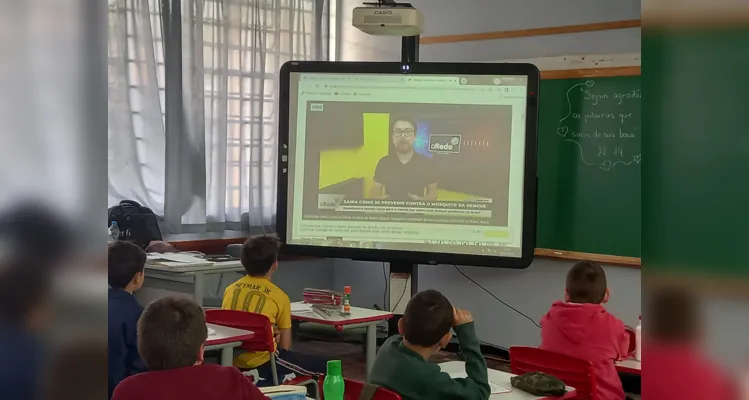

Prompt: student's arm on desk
xmin=432 ymin=315 xmax=490 ymax=400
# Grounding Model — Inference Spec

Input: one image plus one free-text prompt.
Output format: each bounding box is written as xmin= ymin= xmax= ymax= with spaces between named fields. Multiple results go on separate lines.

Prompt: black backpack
xmin=108 ymin=200 xmax=163 ymax=248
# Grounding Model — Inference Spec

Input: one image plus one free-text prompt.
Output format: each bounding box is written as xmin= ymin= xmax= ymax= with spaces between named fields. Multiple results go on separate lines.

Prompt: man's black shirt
xmin=373 ymin=152 xmax=435 ymax=200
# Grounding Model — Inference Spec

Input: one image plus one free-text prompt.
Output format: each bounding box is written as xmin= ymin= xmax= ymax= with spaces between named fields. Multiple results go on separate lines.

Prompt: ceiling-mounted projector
xmin=353 ymin=0 xmax=424 ymax=36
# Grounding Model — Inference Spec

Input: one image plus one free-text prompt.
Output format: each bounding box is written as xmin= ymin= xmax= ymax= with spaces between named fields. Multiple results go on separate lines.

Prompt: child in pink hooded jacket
xmin=540 ymin=260 xmax=630 ymax=400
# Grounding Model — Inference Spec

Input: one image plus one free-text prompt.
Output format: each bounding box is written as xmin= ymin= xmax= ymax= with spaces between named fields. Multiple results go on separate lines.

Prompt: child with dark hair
xmin=221 ymin=235 xmax=326 ymax=386
xmin=111 ymin=297 xmax=267 ymax=400
xmin=369 ymin=289 xmax=489 ymax=400
xmin=0 ymin=203 xmax=71 ymax=399
xmin=644 ymin=286 xmax=737 ymax=399
xmin=540 ymin=260 xmax=630 ymax=400
xmin=108 ymin=241 xmax=148 ymax=398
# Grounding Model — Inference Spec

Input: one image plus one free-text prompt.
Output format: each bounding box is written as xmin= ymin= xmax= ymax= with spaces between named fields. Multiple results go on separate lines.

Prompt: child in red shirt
xmin=112 ymin=297 xmax=267 ymax=400
xmin=644 ymin=286 xmax=737 ymax=400
xmin=540 ymin=260 xmax=630 ymax=400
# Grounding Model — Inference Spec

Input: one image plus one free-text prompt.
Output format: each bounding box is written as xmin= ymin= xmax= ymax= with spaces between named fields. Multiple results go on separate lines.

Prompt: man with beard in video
xmin=369 ymin=117 xmax=437 ymax=201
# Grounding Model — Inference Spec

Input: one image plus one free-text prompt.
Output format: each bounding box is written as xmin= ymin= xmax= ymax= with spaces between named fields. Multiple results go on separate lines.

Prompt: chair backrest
xmin=510 ymin=346 xmax=596 ymax=400
xmin=319 ymin=377 xmax=400 ymax=400
xmin=624 ymin=326 xmax=637 ymax=357
xmin=205 ymin=309 xmax=274 ymax=353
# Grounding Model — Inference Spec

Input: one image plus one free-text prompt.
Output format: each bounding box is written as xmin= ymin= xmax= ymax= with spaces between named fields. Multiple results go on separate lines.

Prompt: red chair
xmin=510 ymin=346 xmax=595 ymax=400
xmin=205 ymin=309 xmax=319 ymax=397
xmin=624 ymin=326 xmax=637 ymax=358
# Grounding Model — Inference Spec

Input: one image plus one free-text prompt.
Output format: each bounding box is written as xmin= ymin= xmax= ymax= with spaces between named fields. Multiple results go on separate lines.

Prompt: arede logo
xmin=310 ymin=103 xmax=324 ymax=112
xmin=374 ymin=10 xmax=393 ymax=14
xmin=428 ymin=134 xmax=462 ymax=154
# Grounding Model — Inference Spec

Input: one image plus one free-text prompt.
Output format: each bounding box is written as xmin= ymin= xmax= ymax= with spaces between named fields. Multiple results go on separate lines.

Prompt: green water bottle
xmin=323 ymin=360 xmax=345 ymax=400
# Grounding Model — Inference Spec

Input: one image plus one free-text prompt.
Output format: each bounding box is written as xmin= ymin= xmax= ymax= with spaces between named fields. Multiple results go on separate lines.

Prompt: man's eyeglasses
xmin=392 ymin=128 xmax=415 ymax=137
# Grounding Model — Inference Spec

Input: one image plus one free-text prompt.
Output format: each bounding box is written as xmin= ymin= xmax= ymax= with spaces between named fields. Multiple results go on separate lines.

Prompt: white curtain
xmin=108 ymin=0 xmax=328 ymax=233
xmin=108 ymin=0 xmax=167 ymax=215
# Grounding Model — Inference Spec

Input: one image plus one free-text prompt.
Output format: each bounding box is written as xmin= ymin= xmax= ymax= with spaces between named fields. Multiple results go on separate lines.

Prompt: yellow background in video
xmin=318 ymin=113 xmax=389 ymax=197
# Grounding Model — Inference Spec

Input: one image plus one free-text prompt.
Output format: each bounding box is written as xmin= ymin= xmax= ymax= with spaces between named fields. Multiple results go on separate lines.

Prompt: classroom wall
xmin=337 ymin=0 xmax=641 ymax=62
xmin=333 ymin=0 xmax=645 ymax=350
xmin=332 ymin=259 xmax=641 ymax=346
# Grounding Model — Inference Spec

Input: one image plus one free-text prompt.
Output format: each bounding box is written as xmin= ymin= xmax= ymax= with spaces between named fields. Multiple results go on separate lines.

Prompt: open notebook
xmin=448 ymin=372 xmax=511 ymax=394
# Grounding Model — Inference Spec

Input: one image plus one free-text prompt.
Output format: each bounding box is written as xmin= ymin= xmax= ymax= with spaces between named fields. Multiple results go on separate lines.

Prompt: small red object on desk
xmin=342 ymin=285 xmax=352 ymax=314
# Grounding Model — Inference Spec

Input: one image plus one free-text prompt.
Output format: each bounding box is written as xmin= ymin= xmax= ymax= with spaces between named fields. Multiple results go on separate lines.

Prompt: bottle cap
xmin=344 ymin=286 xmax=351 ymax=294
xmin=326 ymin=359 xmax=342 ymax=375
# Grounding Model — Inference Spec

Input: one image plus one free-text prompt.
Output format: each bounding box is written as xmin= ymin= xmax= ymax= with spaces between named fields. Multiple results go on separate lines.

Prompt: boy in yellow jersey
xmin=222 ymin=235 xmax=326 ymax=386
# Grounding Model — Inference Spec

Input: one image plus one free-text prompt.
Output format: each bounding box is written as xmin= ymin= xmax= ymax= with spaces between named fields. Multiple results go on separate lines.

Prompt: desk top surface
xmin=439 ymin=361 xmax=576 ymax=400
xmin=205 ymin=323 xmax=254 ymax=346
xmin=145 ymin=259 xmax=245 ymax=274
xmin=164 ymin=231 xmax=249 ymax=242
xmin=290 ymin=302 xmax=392 ymax=326
xmin=615 ymin=358 xmax=641 ymax=373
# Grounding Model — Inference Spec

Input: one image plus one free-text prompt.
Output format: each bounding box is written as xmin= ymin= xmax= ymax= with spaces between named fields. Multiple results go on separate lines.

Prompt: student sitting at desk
xmin=369 ymin=290 xmax=490 ymax=400
xmin=108 ymin=241 xmax=148 ymax=398
xmin=221 ymin=235 xmax=326 ymax=385
xmin=644 ymin=286 xmax=737 ymax=399
xmin=112 ymin=296 xmax=267 ymax=400
xmin=540 ymin=260 xmax=630 ymax=400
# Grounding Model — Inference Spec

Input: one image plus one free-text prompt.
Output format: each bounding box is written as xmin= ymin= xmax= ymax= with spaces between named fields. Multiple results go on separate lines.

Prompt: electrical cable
xmin=453 ymin=265 xmax=541 ymax=328
xmin=382 ymin=262 xmax=388 ymax=309
xmin=391 ymin=270 xmax=409 ymax=312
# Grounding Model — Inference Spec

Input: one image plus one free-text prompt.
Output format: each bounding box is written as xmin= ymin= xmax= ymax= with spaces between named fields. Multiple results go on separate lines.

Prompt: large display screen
xmin=277 ymin=62 xmax=539 ymax=267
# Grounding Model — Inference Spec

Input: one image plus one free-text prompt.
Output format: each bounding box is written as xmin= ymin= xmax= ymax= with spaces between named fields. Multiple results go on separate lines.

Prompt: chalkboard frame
xmin=536 ymin=66 xmax=642 ymax=268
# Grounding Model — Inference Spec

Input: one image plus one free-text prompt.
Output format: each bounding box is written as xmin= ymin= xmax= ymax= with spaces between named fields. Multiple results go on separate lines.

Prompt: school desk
xmin=205 ymin=322 xmax=254 ymax=366
xmin=142 ymin=260 xmax=246 ymax=307
xmin=615 ymin=358 xmax=641 ymax=375
xmin=438 ymin=361 xmax=578 ymax=400
xmin=290 ymin=302 xmax=393 ymax=381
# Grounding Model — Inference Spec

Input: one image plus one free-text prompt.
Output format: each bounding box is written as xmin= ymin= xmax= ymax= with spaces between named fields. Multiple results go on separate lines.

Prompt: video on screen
xmin=299 ymin=101 xmax=512 ymax=227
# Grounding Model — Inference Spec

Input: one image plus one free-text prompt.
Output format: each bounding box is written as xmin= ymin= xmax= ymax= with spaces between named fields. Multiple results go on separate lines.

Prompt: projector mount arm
xmin=363 ymin=0 xmax=411 ymax=7
xmin=360 ymin=0 xmax=419 ymax=63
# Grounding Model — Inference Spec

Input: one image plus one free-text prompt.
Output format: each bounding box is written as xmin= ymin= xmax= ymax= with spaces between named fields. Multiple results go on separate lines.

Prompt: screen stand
xmin=401 ymin=35 xmax=420 ymax=63
xmin=387 ymin=261 xmax=418 ymax=336
xmin=384 ymin=35 xmax=419 ymax=337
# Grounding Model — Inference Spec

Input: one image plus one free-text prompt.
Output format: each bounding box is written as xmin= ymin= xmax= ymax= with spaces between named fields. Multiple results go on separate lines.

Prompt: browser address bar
xmin=324 ymin=84 xmax=477 ymax=91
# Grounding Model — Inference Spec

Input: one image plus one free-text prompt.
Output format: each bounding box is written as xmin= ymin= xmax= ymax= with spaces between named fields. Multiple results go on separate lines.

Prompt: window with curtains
xmin=199 ymin=0 xmax=317 ymax=217
xmin=108 ymin=0 xmax=327 ymax=232
xmin=108 ymin=0 xmax=167 ymax=214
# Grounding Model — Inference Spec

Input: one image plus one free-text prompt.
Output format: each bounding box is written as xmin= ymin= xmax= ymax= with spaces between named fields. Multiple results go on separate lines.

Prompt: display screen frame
xmin=277 ymin=61 xmax=539 ymax=268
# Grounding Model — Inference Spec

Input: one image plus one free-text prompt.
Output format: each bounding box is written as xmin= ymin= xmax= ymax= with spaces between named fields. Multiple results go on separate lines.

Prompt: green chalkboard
xmin=536 ymin=75 xmax=641 ymax=258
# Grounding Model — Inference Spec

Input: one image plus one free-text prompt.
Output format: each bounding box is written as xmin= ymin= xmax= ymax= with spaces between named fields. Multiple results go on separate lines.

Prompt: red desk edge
xmin=616 ymin=364 xmax=641 ymax=375
xmin=205 ymin=332 xmax=254 ymax=347
xmin=291 ymin=313 xmax=393 ymax=327
xmin=543 ymin=388 xmax=578 ymax=399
